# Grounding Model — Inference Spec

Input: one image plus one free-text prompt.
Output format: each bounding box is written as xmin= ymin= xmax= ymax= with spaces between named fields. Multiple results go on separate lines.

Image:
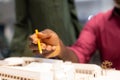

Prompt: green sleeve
xmin=10 ymin=0 xmax=82 ymax=57
xmin=10 ymin=0 xmax=33 ymax=57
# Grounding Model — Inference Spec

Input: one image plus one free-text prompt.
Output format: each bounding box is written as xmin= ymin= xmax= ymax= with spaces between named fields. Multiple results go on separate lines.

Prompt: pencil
xmin=35 ymin=29 xmax=42 ymax=54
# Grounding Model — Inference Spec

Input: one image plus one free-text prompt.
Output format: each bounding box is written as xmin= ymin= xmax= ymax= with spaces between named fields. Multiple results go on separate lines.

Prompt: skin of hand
xmin=29 ymin=29 xmax=62 ymax=58
xmin=29 ymin=29 xmax=79 ymax=63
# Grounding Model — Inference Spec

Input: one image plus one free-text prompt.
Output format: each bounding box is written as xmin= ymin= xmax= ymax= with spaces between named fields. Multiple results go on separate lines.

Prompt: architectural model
xmin=0 ymin=57 xmax=120 ymax=80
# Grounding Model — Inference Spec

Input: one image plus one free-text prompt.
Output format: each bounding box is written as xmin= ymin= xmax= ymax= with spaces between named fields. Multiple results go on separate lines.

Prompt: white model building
xmin=0 ymin=57 xmax=120 ymax=80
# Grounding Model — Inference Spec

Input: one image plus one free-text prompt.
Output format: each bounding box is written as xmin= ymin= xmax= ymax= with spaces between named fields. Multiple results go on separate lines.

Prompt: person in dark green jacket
xmin=10 ymin=0 xmax=82 ymax=57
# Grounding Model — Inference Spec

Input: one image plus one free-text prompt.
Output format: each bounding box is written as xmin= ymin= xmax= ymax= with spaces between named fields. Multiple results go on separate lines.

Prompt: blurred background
xmin=0 ymin=0 xmax=114 ymax=45
xmin=0 ymin=0 xmax=15 ymax=44
xmin=0 ymin=0 xmax=114 ymax=60
xmin=75 ymin=0 xmax=114 ymax=26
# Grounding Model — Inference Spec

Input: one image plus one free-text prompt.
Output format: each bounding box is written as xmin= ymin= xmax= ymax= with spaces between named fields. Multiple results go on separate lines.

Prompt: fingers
xmin=37 ymin=29 xmax=54 ymax=39
xmin=29 ymin=42 xmax=56 ymax=50
xmin=29 ymin=42 xmax=56 ymax=53
xmin=29 ymin=29 xmax=54 ymax=44
xmin=29 ymin=42 xmax=57 ymax=58
xmin=38 ymin=31 xmax=51 ymax=39
xmin=29 ymin=29 xmax=60 ymax=58
xmin=29 ymin=43 xmax=38 ymax=50
xmin=29 ymin=34 xmax=38 ymax=44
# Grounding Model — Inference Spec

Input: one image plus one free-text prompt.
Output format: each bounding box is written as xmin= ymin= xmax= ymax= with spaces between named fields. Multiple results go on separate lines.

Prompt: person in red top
xmin=29 ymin=0 xmax=120 ymax=70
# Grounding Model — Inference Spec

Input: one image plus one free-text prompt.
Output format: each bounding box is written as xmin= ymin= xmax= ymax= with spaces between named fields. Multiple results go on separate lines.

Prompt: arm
xmin=70 ymin=16 xmax=98 ymax=63
xmin=29 ymin=16 xmax=98 ymax=63
xmin=29 ymin=29 xmax=79 ymax=63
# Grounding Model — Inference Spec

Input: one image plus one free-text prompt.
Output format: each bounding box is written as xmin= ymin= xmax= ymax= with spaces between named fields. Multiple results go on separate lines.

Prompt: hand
xmin=29 ymin=29 xmax=62 ymax=58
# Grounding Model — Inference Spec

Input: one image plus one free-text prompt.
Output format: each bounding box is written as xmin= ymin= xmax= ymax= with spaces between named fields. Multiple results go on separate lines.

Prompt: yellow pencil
xmin=35 ymin=29 xmax=42 ymax=54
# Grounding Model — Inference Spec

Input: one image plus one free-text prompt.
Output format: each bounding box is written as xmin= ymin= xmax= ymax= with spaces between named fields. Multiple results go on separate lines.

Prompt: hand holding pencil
xmin=29 ymin=29 xmax=79 ymax=63
xmin=29 ymin=29 xmax=63 ymax=58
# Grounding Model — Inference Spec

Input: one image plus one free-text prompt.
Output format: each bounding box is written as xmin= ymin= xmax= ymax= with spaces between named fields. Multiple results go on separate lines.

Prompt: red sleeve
xmin=70 ymin=15 xmax=99 ymax=63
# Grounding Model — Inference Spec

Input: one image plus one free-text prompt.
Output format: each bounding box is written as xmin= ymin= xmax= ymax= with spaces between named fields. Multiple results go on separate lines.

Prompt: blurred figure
xmin=29 ymin=0 xmax=120 ymax=70
xmin=10 ymin=0 xmax=81 ymax=57
xmin=0 ymin=24 xmax=10 ymax=59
